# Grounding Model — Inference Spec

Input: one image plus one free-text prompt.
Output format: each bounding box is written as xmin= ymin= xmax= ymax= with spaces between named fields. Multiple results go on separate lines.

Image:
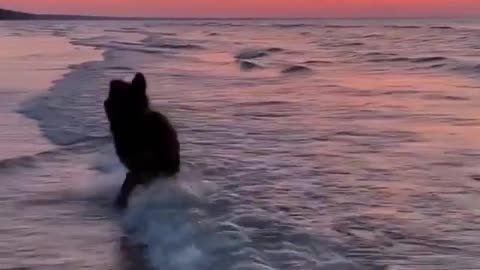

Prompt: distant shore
xmin=0 ymin=8 xmax=156 ymax=20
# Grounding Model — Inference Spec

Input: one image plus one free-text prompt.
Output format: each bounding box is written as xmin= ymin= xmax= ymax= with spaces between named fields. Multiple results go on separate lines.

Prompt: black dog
xmin=104 ymin=72 xmax=180 ymax=209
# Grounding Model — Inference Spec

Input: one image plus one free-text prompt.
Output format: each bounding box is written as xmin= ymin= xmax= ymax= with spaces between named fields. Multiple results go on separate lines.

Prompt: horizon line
xmin=1 ymin=7 xmax=479 ymax=20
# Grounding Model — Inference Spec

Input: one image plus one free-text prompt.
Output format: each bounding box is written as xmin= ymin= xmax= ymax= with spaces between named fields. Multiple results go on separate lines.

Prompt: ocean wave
xmin=368 ymin=56 xmax=447 ymax=64
xmin=385 ymin=25 xmax=421 ymax=29
xmin=107 ymin=66 xmax=134 ymax=71
xmin=364 ymin=52 xmax=397 ymax=57
xmin=18 ymin=60 xmax=112 ymax=145
xmin=368 ymin=57 xmax=410 ymax=63
xmin=235 ymin=49 xmax=268 ymax=60
xmin=271 ymin=23 xmax=314 ymax=28
xmin=195 ymin=22 xmax=244 ymax=27
xmin=52 ymin=30 xmax=67 ymax=37
xmin=425 ymin=63 xmax=447 ymax=69
xmin=339 ymin=42 xmax=364 ymax=47
xmin=422 ymin=94 xmax=470 ymax=101
xmin=366 ymin=54 xmax=480 ymax=75
xmin=303 ymin=60 xmax=332 ymax=65
xmin=0 ymin=154 xmax=38 ymax=170
xmin=430 ymin=26 xmax=454 ymax=30
xmin=0 ymin=139 xmax=109 ymax=170
xmin=411 ymin=56 xmax=447 ymax=63
xmin=112 ymin=167 xmax=373 ymax=270
xmin=105 ymin=27 xmax=143 ymax=34
xmin=84 ymin=143 xmax=378 ymax=270
xmin=17 ymin=35 xmax=153 ymax=146
xmin=235 ymin=100 xmax=292 ymax=107
xmin=238 ymin=60 xmax=263 ymax=71
xmin=363 ymin=33 xmax=383 ymax=38
xmin=451 ymin=63 xmax=480 ymax=74
xmin=111 ymin=46 xmax=165 ymax=54
xmin=148 ymin=43 xmax=203 ymax=50
xmin=143 ymin=37 xmax=204 ymax=50
xmin=120 ymin=171 xmax=241 ymax=270
xmin=324 ymin=25 xmax=365 ymax=29
xmin=234 ymin=47 xmax=285 ymax=60
xmin=266 ymin=47 xmax=284 ymax=53
xmin=122 ymin=172 xmax=217 ymax=268
xmin=74 ymin=37 xmax=156 ymax=55
xmin=70 ymin=36 xmax=167 ymax=54
xmin=111 ymin=40 xmax=144 ymax=47
xmin=316 ymin=41 xmax=365 ymax=48
xmin=281 ymin=65 xmax=312 ymax=74
xmin=69 ymin=35 xmax=117 ymax=47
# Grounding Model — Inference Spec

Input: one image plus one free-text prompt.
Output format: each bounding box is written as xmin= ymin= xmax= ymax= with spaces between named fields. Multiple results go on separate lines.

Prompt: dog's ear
xmin=132 ymin=72 xmax=147 ymax=94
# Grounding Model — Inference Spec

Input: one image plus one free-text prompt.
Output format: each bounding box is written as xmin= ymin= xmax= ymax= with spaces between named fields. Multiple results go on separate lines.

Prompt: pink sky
xmin=1 ymin=0 xmax=480 ymax=17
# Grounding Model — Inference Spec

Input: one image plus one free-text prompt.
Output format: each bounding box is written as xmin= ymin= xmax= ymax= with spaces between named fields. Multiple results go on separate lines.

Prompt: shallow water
xmin=0 ymin=19 xmax=479 ymax=270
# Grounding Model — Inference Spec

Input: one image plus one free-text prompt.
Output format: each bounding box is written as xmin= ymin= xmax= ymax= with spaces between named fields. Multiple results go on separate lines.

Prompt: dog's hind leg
xmin=115 ymin=171 xmax=138 ymax=209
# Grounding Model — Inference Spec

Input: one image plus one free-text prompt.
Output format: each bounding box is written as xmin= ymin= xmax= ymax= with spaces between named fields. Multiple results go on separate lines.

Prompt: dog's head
xmin=104 ymin=72 xmax=149 ymax=123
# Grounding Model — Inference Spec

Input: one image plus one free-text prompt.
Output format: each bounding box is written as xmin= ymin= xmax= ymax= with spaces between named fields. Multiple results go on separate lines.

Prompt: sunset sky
xmin=1 ymin=0 xmax=480 ymax=18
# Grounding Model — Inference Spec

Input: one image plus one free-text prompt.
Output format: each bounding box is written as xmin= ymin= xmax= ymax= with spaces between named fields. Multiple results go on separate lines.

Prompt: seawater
xmin=0 ymin=19 xmax=479 ymax=270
